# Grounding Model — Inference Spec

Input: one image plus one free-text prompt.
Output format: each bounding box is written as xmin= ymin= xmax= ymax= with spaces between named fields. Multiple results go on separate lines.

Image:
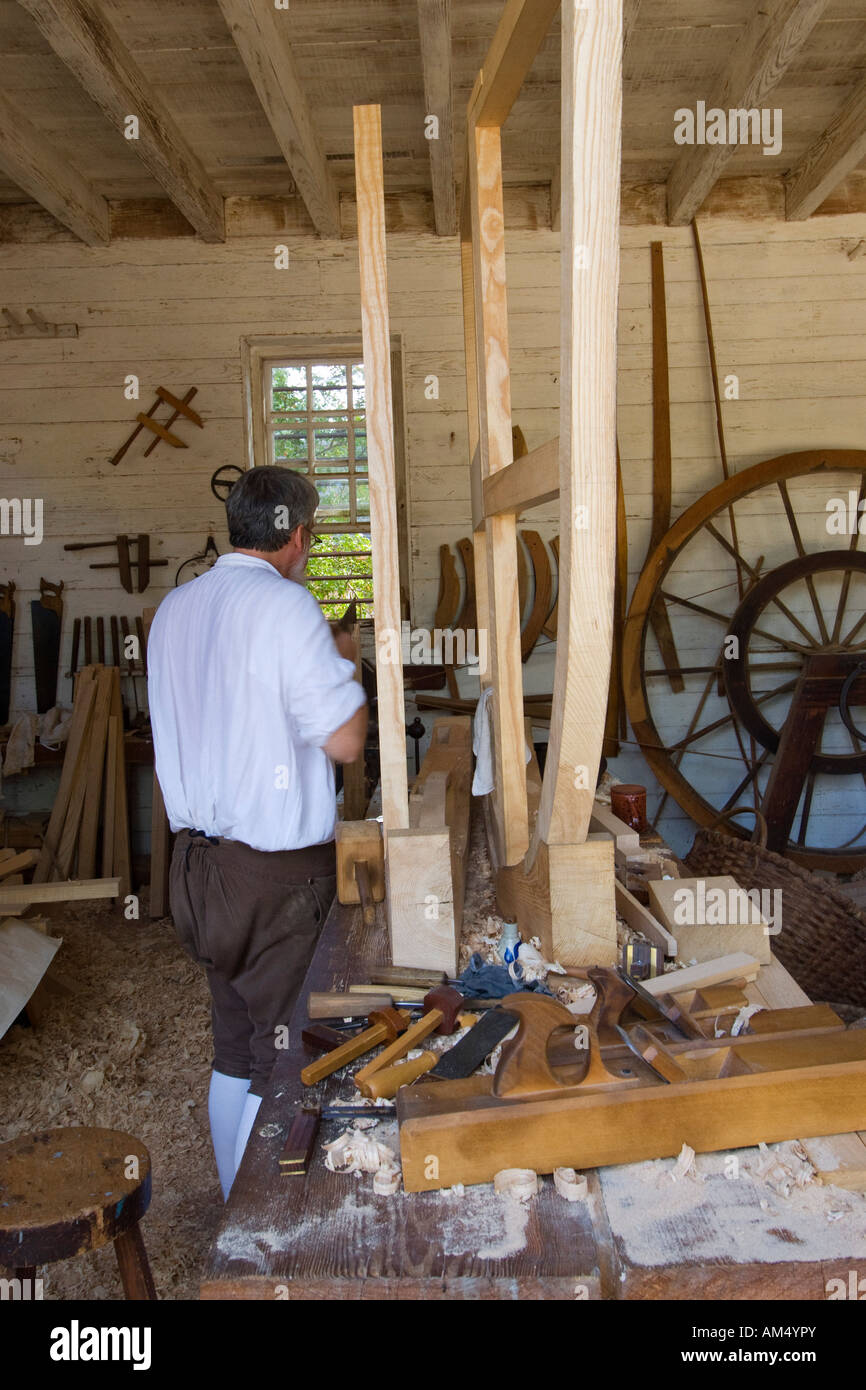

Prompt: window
xmin=242 ymin=337 xmax=410 ymax=623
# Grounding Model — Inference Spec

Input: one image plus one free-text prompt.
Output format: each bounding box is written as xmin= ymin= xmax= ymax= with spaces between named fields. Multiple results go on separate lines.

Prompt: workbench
xmin=201 ymin=816 xmax=866 ymax=1301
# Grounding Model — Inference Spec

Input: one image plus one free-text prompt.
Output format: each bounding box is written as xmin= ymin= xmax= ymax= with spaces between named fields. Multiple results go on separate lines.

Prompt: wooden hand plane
xmin=397 ymin=970 xmax=866 ymax=1192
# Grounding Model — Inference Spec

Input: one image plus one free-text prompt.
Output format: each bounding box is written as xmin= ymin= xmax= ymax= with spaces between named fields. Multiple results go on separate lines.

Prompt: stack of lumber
xmin=31 ymin=664 xmax=130 ymax=899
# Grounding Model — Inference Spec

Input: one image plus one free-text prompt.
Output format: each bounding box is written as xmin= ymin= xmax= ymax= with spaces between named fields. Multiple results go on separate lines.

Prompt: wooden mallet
xmin=353 ymin=985 xmax=466 ymax=1096
xmin=300 ymin=1006 xmax=410 ymax=1086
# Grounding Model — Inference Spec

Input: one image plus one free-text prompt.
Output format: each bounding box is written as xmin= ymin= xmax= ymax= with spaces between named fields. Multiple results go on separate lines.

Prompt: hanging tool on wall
xmin=30 ymin=579 xmax=63 ymax=713
xmin=110 ymin=386 xmax=203 ymax=466
xmin=65 ymin=535 xmax=167 ymax=593
xmin=645 ymin=242 xmax=684 ymax=693
xmin=0 ymin=582 xmax=14 ymax=724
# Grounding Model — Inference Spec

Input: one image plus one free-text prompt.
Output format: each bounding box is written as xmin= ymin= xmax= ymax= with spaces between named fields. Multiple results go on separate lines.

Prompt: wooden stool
xmin=0 ymin=1126 xmax=156 ymax=1299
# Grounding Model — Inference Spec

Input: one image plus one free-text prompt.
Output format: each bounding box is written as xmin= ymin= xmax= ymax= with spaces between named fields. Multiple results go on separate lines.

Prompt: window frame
xmin=240 ymin=334 xmax=411 ymax=619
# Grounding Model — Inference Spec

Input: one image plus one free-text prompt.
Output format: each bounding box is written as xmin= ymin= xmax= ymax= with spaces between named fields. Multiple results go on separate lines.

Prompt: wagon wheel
xmin=623 ymin=449 xmax=866 ymax=872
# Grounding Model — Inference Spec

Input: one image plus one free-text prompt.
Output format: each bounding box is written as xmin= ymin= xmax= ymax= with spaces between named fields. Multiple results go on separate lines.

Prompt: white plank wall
xmin=2 ymin=210 xmax=866 ymax=852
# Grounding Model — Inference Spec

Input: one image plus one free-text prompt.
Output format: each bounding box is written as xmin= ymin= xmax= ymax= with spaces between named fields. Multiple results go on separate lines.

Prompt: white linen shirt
xmin=147 ymin=552 xmax=366 ymax=851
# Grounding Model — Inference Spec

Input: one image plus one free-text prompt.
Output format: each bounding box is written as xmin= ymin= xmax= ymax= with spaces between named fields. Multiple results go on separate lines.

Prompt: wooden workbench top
xmin=201 ymin=810 xmax=866 ymax=1301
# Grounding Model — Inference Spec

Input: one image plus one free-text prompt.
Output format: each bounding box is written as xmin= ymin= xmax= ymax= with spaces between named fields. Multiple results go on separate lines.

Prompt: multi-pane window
xmin=266 ymin=358 xmax=373 ymax=618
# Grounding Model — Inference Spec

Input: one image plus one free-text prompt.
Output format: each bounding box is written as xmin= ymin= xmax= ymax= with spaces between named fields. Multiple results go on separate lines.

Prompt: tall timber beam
xmin=417 ymin=0 xmax=457 ymax=237
xmin=217 ymin=0 xmax=341 ymax=239
xmin=19 ymin=0 xmax=225 ymax=242
xmin=666 ymin=0 xmax=829 ymax=227
xmin=0 ymin=90 xmax=109 ymax=244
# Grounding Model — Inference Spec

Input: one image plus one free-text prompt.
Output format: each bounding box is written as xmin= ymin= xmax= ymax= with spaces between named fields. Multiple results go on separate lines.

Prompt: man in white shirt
xmin=148 ymin=466 xmax=368 ymax=1199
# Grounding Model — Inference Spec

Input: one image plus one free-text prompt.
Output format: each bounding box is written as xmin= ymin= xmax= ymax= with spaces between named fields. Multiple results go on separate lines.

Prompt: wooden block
xmin=0 ymin=850 xmax=37 ymax=879
xmin=648 ymin=876 xmax=773 ymax=965
xmin=335 ymin=820 xmax=384 ymax=905
xmin=615 ymin=880 xmax=677 ymax=956
xmin=387 ymin=826 xmax=457 ymax=974
xmin=590 ymin=800 xmax=641 ymax=853
xmin=502 ymin=836 xmax=617 ymax=969
xmin=307 ymin=992 xmax=392 ymax=1019
xmin=0 ymin=878 xmax=120 ymax=909
xmin=643 ymin=953 xmax=762 ymax=998
xmin=0 ymin=920 xmax=61 ymax=1041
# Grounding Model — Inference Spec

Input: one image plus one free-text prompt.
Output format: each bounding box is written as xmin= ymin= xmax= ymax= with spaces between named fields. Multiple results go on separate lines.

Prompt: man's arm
xmin=324 ymin=700 xmax=368 ymax=764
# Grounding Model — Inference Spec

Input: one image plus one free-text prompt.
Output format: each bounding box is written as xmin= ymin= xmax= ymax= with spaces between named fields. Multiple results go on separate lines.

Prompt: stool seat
xmin=0 ymin=1127 xmax=155 ymax=1297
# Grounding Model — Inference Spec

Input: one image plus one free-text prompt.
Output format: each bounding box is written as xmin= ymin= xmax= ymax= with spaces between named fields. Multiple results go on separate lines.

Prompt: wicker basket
xmin=684 ymin=808 xmax=866 ymax=1012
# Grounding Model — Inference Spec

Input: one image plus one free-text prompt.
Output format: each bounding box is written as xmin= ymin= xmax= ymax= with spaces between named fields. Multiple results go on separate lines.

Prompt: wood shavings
xmin=553 ymin=1167 xmax=588 ymax=1201
xmin=441 ymin=1183 xmax=465 ymax=1197
xmin=373 ymin=1164 xmax=401 ymax=1195
xmin=750 ymin=1141 xmax=816 ymax=1197
xmin=730 ymin=1004 xmax=764 ymax=1037
xmin=323 ymin=1126 xmax=396 ymax=1175
xmin=493 ymin=1167 xmax=540 ymax=1202
xmin=513 ymin=940 xmax=564 ymax=983
xmin=669 ymin=1143 xmax=697 ymax=1183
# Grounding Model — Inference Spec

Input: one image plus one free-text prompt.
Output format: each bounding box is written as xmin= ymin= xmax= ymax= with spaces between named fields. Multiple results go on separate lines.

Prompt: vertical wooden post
xmin=353 ymin=104 xmax=410 ymax=836
xmin=466 ymin=122 xmax=528 ymax=867
xmin=531 ymin=0 xmax=622 ymax=856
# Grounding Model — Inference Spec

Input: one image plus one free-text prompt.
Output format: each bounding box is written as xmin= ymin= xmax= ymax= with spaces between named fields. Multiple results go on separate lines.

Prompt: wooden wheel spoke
xmin=841 ymin=609 xmax=866 ymax=648
xmin=777 ymin=481 xmax=831 ymax=644
xmin=721 ymin=747 xmax=771 ymax=815
xmin=668 ymin=678 xmax=797 ymax=753
xmin=830 ymin=473 xmax=866 ymax=642
xmin=795 ymin=771 xmax=816 ymax=846
xmin=706 ymin=522 xmax=819 ymax=647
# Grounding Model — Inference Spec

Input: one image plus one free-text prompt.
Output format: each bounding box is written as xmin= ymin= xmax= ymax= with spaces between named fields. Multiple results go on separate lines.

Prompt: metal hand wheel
xmin=210 ymin=465 xmax=244 ymax=501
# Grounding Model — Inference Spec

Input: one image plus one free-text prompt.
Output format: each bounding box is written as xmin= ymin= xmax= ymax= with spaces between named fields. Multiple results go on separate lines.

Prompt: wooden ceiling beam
xmin=18 ymin=0 xmax=225 ymax=242
xmin=216 ymin=0 xmax=340 ymax=239
xmin=468 ymin=0 xmax=561 ymax=130
xmin=417 ymin=0 xmax=456 ymax=237
xmin=0 ymin=90 xmax=109 ymax=244
xmin=785 ymin=74 xmax=866 ymax=219
xmin=666 ymin=0 xmax=830 ymax=227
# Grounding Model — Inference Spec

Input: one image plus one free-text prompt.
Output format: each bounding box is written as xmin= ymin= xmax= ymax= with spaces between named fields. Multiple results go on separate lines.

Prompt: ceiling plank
xmin=216 ymin=0 xmax=340 ymax=239
xmin=785 ymin=74 xmax=866 ymax=219
xmin=18 ymin=0 xmax=225 ymax=242
xmin=0 ymin=90 xmax=109 ymax=244
xmin=666 ymin=0 xmax=830 ymax=227
xmin=417 ymin=0 xmax=456 ymax=237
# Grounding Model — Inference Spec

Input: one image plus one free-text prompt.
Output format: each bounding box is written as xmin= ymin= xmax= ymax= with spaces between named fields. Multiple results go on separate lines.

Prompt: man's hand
xmin=332 ymin=626 xmax=357 ymax=663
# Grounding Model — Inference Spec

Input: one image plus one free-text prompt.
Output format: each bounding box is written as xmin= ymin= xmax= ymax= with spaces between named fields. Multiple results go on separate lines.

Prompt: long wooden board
xmin=399 ymin=1054 xmax=866 ymax=1192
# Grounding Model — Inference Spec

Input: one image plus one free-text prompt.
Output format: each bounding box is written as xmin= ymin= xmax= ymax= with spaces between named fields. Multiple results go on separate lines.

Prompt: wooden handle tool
xmin=308 ymin=991 xmax=395 ymax=1019
xmin=300 ymin=1007 xmax=410 ymax=1086
xmin=354 ymin=860 xmax=376 ymax=926
xmin=359 ymin=1051 xmax=437 ymax=1100
xmin=354 ymin=1010 xmax=443 ymax=1092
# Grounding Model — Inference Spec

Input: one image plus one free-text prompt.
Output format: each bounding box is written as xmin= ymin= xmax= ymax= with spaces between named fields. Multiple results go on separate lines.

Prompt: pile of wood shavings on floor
xmin=0 ymin=898 xmax=218 ymax=1300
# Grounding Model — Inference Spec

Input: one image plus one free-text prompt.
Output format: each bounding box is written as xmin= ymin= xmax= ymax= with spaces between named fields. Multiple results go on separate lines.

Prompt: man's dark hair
xmin=226 ymin=466 xmax=319 ymax=552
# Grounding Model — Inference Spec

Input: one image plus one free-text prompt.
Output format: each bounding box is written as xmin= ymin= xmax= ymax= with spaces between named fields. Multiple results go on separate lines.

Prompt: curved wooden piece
xmin=492 ymin=992 xmax=577 ymax=1098
xmin=434 ymin=543 xmax=461 ymax=629
xmin=455 ymin=536 xmax=477 ymax=636
xmin=622 ymin=449 xmax=866 ymax=871
xmin=521 ymin=530 xmax=553 ymax=660
xmin=541 ymin=535 xmax=559 ymax=639
xmin=516 ymin=533 xmax=529 ymax=621
xmin=530 ymin=1 xmax=620 ymax=858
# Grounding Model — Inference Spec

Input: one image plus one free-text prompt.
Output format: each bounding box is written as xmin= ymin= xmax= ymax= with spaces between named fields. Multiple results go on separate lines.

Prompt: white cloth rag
xmin=471 ymin=686 xmax=532 ymax=796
